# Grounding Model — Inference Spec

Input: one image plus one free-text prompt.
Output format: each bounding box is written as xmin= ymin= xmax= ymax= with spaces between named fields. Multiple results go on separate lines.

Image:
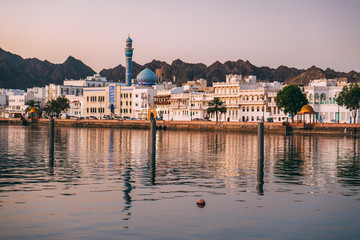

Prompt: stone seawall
xmin=1 ymin=118 xmax=359 ymax=135
xmin=0 ymin=118 xmax=287 ymax=133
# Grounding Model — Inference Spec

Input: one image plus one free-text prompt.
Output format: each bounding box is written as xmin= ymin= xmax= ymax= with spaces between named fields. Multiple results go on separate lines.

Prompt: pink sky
xmin=1 ymin=0 xmax=359 ymax=72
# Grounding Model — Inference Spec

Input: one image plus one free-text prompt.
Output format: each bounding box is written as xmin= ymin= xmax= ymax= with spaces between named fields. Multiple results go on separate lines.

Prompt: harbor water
xmin=0 ymin=125 xmax=359 ymax=239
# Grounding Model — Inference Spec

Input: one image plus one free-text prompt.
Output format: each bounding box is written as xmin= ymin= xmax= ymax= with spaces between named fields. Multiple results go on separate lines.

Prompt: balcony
xmin=225 ymin=103 xmax=241 ymax=108
xmin=239 ymin=100 xmax=266 ymax=105
xmin=154 ymin=100 xmax=170 ymax=105
xmin=214 ymin=93 xmax=239 ymax=98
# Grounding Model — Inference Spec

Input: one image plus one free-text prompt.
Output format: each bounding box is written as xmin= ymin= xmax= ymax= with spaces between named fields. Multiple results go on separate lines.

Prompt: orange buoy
xmin=196 ymin=199 xmax=206 ymax=208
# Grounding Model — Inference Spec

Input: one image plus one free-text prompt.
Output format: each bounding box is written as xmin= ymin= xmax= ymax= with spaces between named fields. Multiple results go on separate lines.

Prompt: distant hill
xmin=1 ymin=47 xmax=359 ymax=89
xmin=0 ymin=48 xmax=95 ymax=89
xmin=101 ymin=59 xmax=360 ymax=86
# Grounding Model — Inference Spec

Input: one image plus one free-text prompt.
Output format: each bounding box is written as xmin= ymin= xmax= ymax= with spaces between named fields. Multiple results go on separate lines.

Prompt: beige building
xmin=83 ymin=85 xmax=134 ymax=119
xmin=213 ymin=74 xmax=284 ymax=122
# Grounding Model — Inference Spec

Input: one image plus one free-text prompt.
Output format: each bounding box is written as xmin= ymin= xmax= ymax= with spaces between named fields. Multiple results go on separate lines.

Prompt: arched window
xmin=320 ymin=94 xmax=326 ymax=104
xmin=308 ymin=94 xmax=313 ymax=104
xmin=315 ymin=94 xmax=319 ymax=104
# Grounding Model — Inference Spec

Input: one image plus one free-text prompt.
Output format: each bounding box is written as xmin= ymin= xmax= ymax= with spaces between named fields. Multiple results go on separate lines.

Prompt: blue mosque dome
xmin=136 ymin=68 xmax=157 ymax=86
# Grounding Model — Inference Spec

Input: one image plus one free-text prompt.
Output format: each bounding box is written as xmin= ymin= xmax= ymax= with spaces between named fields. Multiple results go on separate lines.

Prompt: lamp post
xmin=337 ymin=102 xmax=340 ymax=124
xmin=190 ymin=94 xmax=192 ymax=121
xmin=262 ymin=95 xmax=265 ymax=122
xmin=168 ymin=99 xmax=170 ymax=121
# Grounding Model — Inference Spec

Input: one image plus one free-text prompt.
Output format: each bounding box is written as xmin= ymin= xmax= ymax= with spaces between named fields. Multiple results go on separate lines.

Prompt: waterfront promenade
xmin=1 ymin=118 xmax=359 ymax=135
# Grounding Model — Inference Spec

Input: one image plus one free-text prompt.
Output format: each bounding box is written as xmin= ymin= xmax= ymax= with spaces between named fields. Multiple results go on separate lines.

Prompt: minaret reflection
xmin=122 ymin=159 xmax=132 ymax=220
xmin=118 ymin=130 xmax=133 ymax=221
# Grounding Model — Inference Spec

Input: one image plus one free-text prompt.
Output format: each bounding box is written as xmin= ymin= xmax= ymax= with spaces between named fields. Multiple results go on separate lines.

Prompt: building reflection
xmin=2 ymin=125 xmax=360 ymax=209
xmin=273 ymin=135 xmax=306 ymax=184
xmin=336 ymin=136 xmax=360 ymax=187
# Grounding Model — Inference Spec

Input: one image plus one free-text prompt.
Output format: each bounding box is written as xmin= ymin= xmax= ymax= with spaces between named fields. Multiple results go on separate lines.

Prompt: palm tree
xmin=56 ymin=96 xmax=70 ymax=116
xmin=207 ymin=97 xmax=227 ymax=122
xmin=44 ymin=96 xmax=70 ymax=118
xmin=25 ymin=99 xmax=40 ymax=113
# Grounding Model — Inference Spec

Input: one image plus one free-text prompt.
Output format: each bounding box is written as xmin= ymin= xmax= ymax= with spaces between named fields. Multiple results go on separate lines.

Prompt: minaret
xmin=125 ymin=35 xmax=134 ymax=86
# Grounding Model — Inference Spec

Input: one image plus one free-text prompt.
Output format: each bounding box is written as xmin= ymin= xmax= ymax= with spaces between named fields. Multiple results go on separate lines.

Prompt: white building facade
xmin=304 ymin=79 xmax=359 ymax=123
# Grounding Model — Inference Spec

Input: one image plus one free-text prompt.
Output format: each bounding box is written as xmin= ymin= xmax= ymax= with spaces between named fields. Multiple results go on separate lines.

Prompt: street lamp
xmin=336 ymin=96 xmax=340 ymax=124
xmin=190 ymin=94 xmax=192 ymax=121
xmin=262 ymin=95 xmax=265 ymax=122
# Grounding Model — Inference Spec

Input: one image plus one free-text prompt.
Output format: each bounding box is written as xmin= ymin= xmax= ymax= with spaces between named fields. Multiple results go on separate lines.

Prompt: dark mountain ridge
xmin=0 ymin=48 xmax=95 ymax=89
xmin=1 ymin=47 xmax=359 ymax=89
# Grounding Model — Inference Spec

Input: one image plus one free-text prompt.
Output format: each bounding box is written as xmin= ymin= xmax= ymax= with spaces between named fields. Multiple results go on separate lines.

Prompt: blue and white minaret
xmin=125 ymin=35 xmax=134 ymax=86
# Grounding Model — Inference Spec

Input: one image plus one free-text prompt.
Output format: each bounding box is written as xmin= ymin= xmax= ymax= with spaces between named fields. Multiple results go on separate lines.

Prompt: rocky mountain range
xmin=0 ymin=48 xmax=95 ymax=89
xmin=1 ymin=47 xmax=359 ymax=90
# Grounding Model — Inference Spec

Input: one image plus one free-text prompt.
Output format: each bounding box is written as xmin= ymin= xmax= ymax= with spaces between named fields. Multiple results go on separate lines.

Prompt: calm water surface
xmin=0 ymin=125 xmax=359 ymax=239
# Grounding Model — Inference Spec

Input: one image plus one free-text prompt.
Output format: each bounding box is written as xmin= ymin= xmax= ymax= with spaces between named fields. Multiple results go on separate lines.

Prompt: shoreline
xmin=1 ymin=118 xmax=359 ymax=135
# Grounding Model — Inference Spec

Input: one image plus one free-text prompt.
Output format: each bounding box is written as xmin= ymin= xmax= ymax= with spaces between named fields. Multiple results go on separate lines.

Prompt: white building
xmin=0 ymin=89 xmax=26 ymax=117
xmin=154 ymin=86 xmax=183 ymax=120
xmin=6 ymin=91 xmax=35 ymax=117
xmin=182 ymin=78 xmax=207 ymax=92
xmin=0 ymin=90 xmax=7 ymax=107
xmin=27 ymin=87 xmax=46 ymax=108
xmin=63 ymin=73 xmax=119 ymax=87
xmin=132 ymin=88 xmax=157 ymax=119
xmin=304 ymin=78 xmax=359 ymax=123
xmin=68 ymin=96 xmax=83 ymax=118
xmin=213 ymin=74 xmax=285 ymax=122
xmin=169 ymin=92 xmax=213 ymax=121
xmin=45 ymin=84 xmax=84 ymax=101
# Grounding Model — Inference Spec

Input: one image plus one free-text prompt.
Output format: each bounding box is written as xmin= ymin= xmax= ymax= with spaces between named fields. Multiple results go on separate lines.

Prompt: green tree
xmin=336 ymin=83 xmax=360 ymax=124
xmin=25 ymin=99 xmax=40 ymax=113
xmin=275 ymin=84 xmax=308 ymax=122
xmin=207 ymin=97 xmax=227 ymax=122
xmin=45 ymin=96 xmax=70 ymax=118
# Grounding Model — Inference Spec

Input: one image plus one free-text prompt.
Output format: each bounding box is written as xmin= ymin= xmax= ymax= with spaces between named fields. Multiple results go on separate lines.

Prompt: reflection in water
xmin=122 ymin=158 xmax=132 ymax=221
xmin=1 ymin=127 xmax=360 ymax=191
xmin=337 ymin=136 xmax=360 ymax=187
xmin=274 ymin=135 xmax=306 ymax=184
xmin=1 ymin=126 xmax=360 ymax=239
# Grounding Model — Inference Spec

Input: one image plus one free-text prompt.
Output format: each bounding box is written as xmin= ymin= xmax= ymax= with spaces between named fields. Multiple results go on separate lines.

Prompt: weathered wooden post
xmin=150 ymin=118 xmax=156 ymax=185
xmin=49 ymin=119 xmax=55 ymax=174
xmin=50 ymin=119 xmax=55 ymax=139
xmin=257 ymin=122 xmax=264 ymax=195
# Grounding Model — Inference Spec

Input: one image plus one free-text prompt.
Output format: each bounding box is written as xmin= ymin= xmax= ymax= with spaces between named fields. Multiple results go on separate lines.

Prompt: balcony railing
xmin=154 ymin=101 xmax=170 ymax=105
